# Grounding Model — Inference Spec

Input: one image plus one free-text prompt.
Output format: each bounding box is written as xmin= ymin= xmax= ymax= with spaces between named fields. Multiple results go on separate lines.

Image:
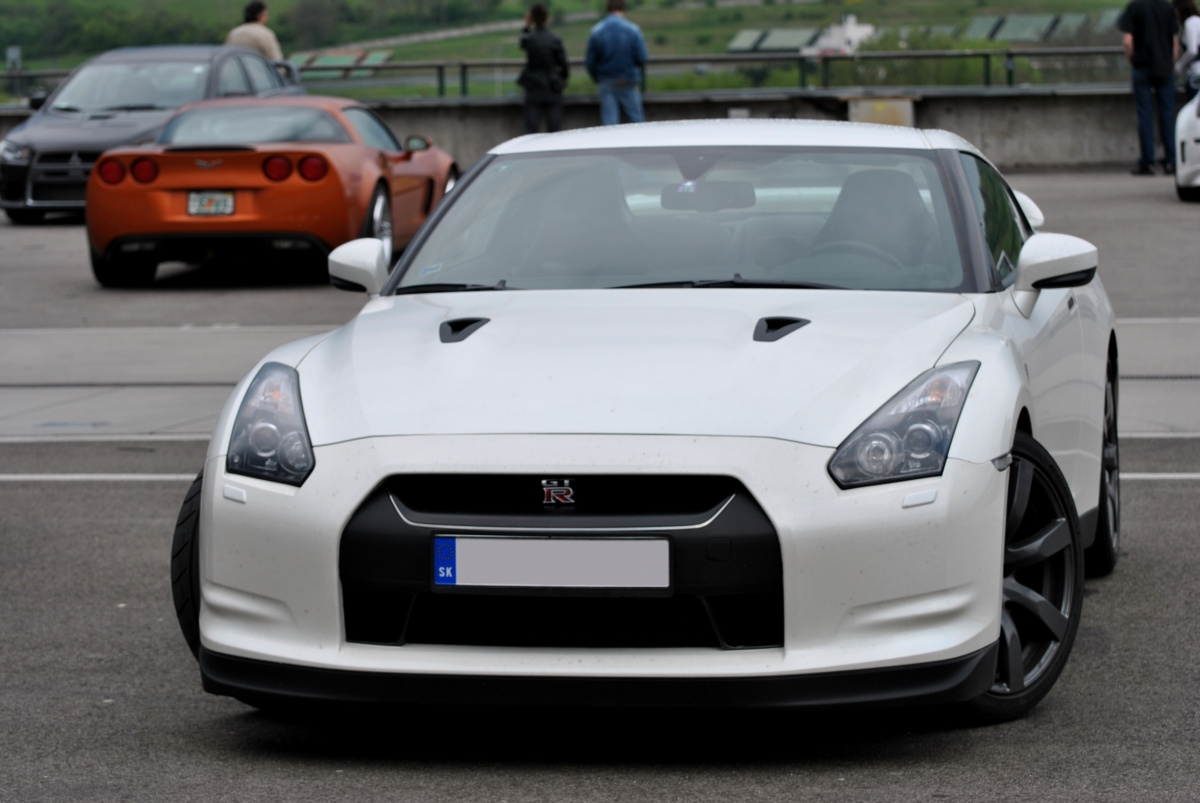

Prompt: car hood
xmin=298 ymin=289 xmax=975 ymax=448
xmin=6 ymin=110 xmax=173 ymax=152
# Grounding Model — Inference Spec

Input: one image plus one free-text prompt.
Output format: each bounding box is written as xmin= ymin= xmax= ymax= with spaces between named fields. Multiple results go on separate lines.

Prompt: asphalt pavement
xmin=0 ymin=169 xmax=1198 ymax=800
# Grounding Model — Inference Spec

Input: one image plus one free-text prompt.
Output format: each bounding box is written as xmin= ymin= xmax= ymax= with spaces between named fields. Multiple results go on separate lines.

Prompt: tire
xmin=5 ymin=208 xmax=44 ymax=225
xmin=966 ymin=431 xmax=1085 ymax=723
xmin=1085 ymin=358 xmax=1120 ymax=577
xmin=90 ymin=246 xmax=157 ymax=288
xmin=1176 ymin=184 xmax=1200 ymax=202
xmin=444 ymin=165 xmax=460 ymax=196
xmin=360 ymin=184 xmax=394 ymax=267
xmin=171 ymin=472 xmax=203 ymax=660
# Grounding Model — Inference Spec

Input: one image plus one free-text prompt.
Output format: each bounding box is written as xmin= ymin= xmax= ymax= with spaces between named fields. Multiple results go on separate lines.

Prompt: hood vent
xmin=753 ymin=317 xmax=810 ymax=342
xmin=440 ymin=317 xmax=490 ymax=343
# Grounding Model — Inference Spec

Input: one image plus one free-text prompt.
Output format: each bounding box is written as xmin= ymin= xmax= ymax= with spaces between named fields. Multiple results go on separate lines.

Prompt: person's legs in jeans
xmin=598 ymin=81 xmax=619 ymax=125
xmin=613 ymin=82 xmax=645 ymax=123
xmin=1154 ymin=75 xmax=1176 ymax=168
xmin=1133 ymin=68 xmax=1155 ymax=170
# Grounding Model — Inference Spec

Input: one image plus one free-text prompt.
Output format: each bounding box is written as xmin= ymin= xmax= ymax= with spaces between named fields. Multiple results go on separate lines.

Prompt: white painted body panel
xmin=1176 ymin=93 xmax=1200 ymax=190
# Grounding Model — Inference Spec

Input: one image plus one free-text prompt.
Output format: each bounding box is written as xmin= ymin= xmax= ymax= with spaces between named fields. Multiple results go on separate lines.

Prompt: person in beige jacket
xmin=225 ymin=1 xmax=283 ymax=61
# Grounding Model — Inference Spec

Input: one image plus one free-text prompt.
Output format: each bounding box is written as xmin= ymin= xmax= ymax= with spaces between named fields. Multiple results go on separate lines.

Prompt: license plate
xmin=187 ymin=191 xmax=234 ymax=216
xmin=433 ymin=536 xmax=669 ymax=589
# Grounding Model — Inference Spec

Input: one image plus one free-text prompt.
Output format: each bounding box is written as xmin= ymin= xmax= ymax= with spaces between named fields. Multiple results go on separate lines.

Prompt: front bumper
xmin=198 ymin=434 xmax=1007 ymax=702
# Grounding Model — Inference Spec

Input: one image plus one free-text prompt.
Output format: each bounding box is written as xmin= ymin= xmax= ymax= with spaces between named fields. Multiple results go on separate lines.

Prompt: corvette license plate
xmin=433 ymin=536 xmax=669 ymax=589
xmin=187 ymin=191 xmax=234 ymax=216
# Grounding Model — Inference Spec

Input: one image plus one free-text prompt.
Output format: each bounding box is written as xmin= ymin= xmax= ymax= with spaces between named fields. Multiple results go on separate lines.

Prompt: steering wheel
xmin=806 ymin=239 xmax=906 ymax=270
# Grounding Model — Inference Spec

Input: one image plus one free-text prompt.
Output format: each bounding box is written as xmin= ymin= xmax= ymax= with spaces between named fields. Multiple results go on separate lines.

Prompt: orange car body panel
xmin=86 ymin=96 xmax=454 ymax=259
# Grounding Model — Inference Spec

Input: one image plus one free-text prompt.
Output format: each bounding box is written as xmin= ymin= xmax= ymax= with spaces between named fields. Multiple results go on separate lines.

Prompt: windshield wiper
xmin=392 ymin=280 xmax=513 ymax=295
xmin=101 ymin=104 xmax=165 ymax=112
xmin=618 ymin=274 xmax=842 ymax=290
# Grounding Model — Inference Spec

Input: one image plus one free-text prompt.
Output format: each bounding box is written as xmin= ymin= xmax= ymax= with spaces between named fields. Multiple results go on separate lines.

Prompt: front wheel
xmin=360 ymin=185 xmax=394 ymax=268
xmin=1177 ymin=184 xmax=1200 ymax=202
xmin=443 ymin=165 xmax=460 ymax=196
xmin=1085 ymin=359 xmax=1120 ymax=577
xmin=90 ymin=246 xmax=157 ymax=288
xmin=966 ymin=431 xmax=1084 ymax=723
xmin=171 ymin=472 xmax=203 ymax=660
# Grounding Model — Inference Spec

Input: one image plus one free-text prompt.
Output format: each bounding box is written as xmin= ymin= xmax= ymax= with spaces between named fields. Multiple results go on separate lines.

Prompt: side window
xmin=959 ymin=154 xmax=1024 ymax=285
xmin=241 ymin=56 xmax=280 ymax=94
xmin=216 ymin=58 xmax=251 ymax=97
xmin=342 ymin=107 xmax=401 ymax=151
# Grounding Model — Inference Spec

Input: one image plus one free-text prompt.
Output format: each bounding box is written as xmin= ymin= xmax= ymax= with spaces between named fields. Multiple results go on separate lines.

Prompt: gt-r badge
xmin=542 ymin=479 xmax=574 ymax=504
xmin=194 ymin=159 xmax=223 ymax=170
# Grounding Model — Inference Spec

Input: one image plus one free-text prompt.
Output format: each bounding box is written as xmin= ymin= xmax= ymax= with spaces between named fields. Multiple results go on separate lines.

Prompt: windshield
xmin=160 ymin=106 xmax=352 ymax=145
xmin=51 ymin=61 xmax=210 ymax=112
xmin=394 ymin=147 xmax=969 ymax=294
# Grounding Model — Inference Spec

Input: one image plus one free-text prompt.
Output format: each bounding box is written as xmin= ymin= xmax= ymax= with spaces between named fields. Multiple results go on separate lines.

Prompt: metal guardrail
xmin=4 ymin=46 xmax=1127 ymax=100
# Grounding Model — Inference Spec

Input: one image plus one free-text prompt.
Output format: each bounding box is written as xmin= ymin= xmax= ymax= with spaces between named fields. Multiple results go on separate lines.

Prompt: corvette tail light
xmin=298 ymin=155 xmax=328 ymax=181
xmin=130 ymin=158 xmax=159 ymax=183
xmin=97 ymin=159 xmax=126 ymax=185
xmin=263 ymin=156 xmax=292 ymax=181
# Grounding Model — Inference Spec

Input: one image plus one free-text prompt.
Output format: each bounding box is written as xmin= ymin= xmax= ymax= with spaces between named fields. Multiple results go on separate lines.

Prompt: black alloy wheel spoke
xmin=1005 ymin=519 xmax=1071 ymax=570
xmin=1006 ymin=457 xmax=1034 ymax=541
xmin=1003 ymin=576 xmax=1069 ymax=641
xmin=999 ymin=608 xmax=1025 ymax=693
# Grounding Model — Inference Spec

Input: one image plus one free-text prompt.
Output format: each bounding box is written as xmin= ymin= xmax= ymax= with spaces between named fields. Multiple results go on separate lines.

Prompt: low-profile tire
xmin=1176 ymin=184 xmax=1200 ymax=202
xmin=360 ymin=184 xmax=394 ymax=267
xmin=1085 ymin=358 xmax=1120 ymax=577
xmin=90 ymin=246 xmax=157 ymax=288
xmin=171 ymin=472 xmax=203 ymax=660
xmin=966 ymin=431 xmax=1085 ymax=723
xmin=5 ymin=208 xmax=44 ymax=225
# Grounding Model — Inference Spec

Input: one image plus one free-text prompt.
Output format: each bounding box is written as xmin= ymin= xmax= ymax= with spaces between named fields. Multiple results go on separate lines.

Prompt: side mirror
xmin=273 ymin=60 xmax=302 ymax=86
xmin=1011 ymin=189 xmax=1044 ymax=229
xmin=1190 ymin=73 xmax=1200 ymax=90
xmin=28 ymin=90 xmax=46 ymax=111
xmin=1012 ymin=232 xmax=1097 ymax=317
xmin=404 ymin=134 xmax=431 ymax=152
xmin=329 ymin=238 xmax=389 ymax=295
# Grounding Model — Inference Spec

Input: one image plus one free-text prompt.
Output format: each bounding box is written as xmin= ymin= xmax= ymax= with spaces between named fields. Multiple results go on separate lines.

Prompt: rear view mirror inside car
xmin=661 ymin=180 xmax=756 ymax=212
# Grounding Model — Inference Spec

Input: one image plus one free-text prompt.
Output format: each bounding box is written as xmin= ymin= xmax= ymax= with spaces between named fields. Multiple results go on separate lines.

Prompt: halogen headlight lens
xmin=226 ymin=363 xmax=315 ymax=486
xmin=828 ymin=361 xmax=980 ymax=489
xmin=0 ymin=139 xmax=32 ymax=165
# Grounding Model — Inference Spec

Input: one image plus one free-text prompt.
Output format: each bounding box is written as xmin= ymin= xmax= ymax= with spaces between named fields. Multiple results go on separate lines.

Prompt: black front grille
xmin=31 ymin=183 xmax=86 ymax=202
xmin=29 ymin=151 xmax=96 ymax=205
xmin=340 ymin=476 xmax=784 ymax=650
xmin=36 ymin=151 xmax=101 ymax=164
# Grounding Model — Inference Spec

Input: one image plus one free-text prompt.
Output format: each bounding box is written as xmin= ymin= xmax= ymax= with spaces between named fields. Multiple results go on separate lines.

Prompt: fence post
xmin=983 ymin=53 xmax=991 ymax=87
xmin=460 ymin=63 xmax=468 ymax=96
xmin=437 ymin=65 xmax=445 ymax=97
xmin=821 ymin=57 xmax=830 ymax=88
xmin=799 ymin=58 xmax=807 ymax=88
xmin=1005 ymin=53 xmax=1015 ymax=86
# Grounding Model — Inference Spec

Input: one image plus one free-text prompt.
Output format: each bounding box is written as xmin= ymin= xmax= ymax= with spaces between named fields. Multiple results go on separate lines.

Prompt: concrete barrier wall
xmin=0 ymin=87 xmax=1175 ymax=171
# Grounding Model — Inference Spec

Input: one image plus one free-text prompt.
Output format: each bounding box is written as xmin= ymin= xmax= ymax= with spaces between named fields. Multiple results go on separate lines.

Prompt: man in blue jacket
xmin=585 ymin=0 xmax=649 ymax=125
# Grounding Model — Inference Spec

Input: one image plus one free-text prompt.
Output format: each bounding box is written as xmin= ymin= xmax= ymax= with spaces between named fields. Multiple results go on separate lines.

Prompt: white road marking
xmin=0 ymin=474 xmax=197 ymax=482
xmin=0 ymin=434 xmax=211 ymax=444
xmin=1121 ymin=473 xmax=1200 ymax=481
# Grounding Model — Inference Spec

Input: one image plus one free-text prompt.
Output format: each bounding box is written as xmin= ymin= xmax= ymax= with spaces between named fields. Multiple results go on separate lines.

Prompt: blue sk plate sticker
xmin=434 ymin=537 xmax=457 ymax=585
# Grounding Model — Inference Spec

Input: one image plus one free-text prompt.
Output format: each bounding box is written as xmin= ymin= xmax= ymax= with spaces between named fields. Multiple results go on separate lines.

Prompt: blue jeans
xmin=598 ymin=79 xmax=645 ymax=125
xmin=1132 ymin=68 xmax=1175 ymax=168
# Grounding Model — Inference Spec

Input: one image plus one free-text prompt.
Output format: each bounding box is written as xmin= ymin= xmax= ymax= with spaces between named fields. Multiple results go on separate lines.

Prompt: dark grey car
xmin=0 ymin=45 xmax=303 ymax=224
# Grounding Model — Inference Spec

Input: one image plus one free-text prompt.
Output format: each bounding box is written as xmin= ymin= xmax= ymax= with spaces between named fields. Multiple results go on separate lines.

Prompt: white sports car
xmin=172 ymin=120 xmax=1120 ymax=722
xmin=1176 ymin=85 xmax=1200 ymax=201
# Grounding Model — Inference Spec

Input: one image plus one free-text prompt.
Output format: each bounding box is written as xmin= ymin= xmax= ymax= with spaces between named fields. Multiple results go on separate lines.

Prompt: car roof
xmin=491 ymin=119 xmax=981 ymax=157
xmin=171 ymin=95 xmax=359 ymax=114
xmin=89 ymin=45 xmax=247 ymax=65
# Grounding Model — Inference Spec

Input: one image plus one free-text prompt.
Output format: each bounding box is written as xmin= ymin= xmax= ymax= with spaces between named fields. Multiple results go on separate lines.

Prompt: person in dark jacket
xmin=518 ymin=4 xmax=569 ymax=134
xmin=1119 ymin=0 xmax=1180 ymax=174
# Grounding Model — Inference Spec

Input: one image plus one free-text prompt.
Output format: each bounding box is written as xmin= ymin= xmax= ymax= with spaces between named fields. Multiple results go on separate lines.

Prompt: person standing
xmin=1119 ymin=0 xmax=1180 ymax=174
xmin=1175 ymin=0 xmax=1200 ymax=102
xmin=226 ymin=1 xmax=284 ymax=62
xmin=518 ymin=3 xmax=569 ymax=134
xmin=585 ymin=0 xmax=648 ymax=126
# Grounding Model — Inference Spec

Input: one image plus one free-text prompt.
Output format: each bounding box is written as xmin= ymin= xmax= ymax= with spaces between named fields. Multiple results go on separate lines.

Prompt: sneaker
xmin=1132 ymin=163 xmax=1155 ymax=175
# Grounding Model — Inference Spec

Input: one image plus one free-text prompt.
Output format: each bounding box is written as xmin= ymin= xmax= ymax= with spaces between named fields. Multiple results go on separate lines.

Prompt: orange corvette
xmin=86 ymin=96 xmax=458 ymax=287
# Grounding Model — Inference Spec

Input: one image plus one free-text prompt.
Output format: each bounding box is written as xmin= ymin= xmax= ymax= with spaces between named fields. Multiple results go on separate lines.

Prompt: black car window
xmin=342 ymin=107 xmax=401 ymax=151
xmin=242 ymin=55 xmax=280 ymax=94
xmin=216 ymin=58 xmax=251 ymax=97
xmin=49 ymin=61 xmax=209 ymax=111
xmin=958 ymin=154 xmax=1024 ymax=285
xmin=160 ymin=106 xmax=352 ymax=145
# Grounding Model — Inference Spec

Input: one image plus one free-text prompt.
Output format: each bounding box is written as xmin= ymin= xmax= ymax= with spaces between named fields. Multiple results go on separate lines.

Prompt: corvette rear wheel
xmin=444 ymin=165 xmax=460 ymax=195
xmin=361 ymin=185 xmax=394 ymax=267
xmin=171 ymin=472 xmax=203 ymax=660
xmin=1085 ymin=359 xmax=1120 ymax=577
xmin=967 ymin=431 xmax=1084 ymax=722
xmin=90 ymin=247 xmax=157 ymax=288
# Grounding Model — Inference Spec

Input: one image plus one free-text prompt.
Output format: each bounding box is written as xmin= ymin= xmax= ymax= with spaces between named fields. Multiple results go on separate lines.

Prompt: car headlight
xmin=828 ymin=361 xmax=980 ymax=489
xmin=0 ymin=139 xmax=32 ymax=166
xmin=226 ymin=363 xmax=315 ymax=486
